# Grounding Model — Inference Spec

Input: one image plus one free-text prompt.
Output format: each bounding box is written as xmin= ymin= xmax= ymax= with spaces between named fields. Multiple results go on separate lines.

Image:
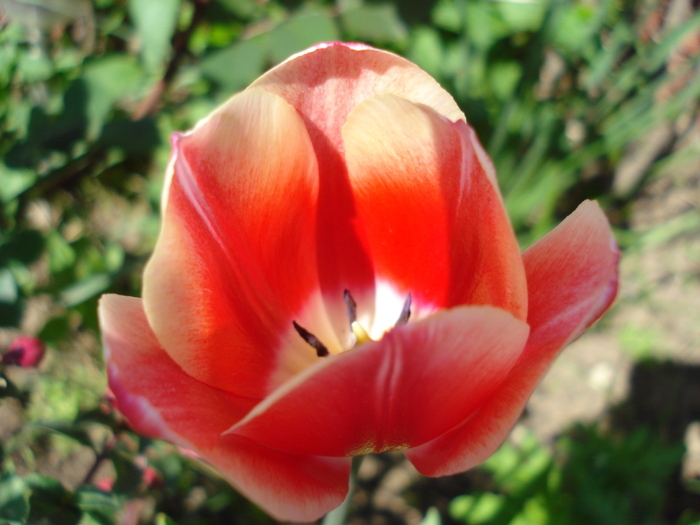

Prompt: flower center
xmin=293 ymin=290 xmax=412 ymax=356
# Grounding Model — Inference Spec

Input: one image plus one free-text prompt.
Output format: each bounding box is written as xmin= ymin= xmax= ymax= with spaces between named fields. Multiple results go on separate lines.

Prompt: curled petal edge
xmin=405 ymin=200 xmax=619 ymax=476
xmin=100 ymin=294 xmax=351 ymax=522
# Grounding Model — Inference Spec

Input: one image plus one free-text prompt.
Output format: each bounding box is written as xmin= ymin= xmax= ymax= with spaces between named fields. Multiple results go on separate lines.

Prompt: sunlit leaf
xmin=127 ymin=0 xmax=181 ymax=70
xmin=77 ymin=488 xmax=119 ymax=525
xmin=0 ymin=164 xmax=36 ymax=203
xmin=432 ymin=0 xmax=463 ymax=33
xmin=0 ymin=268 xmax=18 ymax=304
xmin=59 ymin=273 xmax=111 ymax=307
xmin=407 ymin=27 xmax=444 ymax=79
xmin=81 ymin=56 xmax=144 ymax=140
xmin=450 ymin=493 xmax=507 ymax=524
xmin=496 ymin=0 xmax=547 ymax=33
xmin=269 ymin=14 xmax=339 ymax=64
xmin=200 ymin=36 xmax=268 ymax=90
xmin=47 ymin=231 xmax=76 ymax=274
xmin=421 ymin=507 xmax=442 ymax=525
xmin=341 ymin=4 xmax=408 ymax=44
xmin=0 ymin=473 xmax=29 ymax=525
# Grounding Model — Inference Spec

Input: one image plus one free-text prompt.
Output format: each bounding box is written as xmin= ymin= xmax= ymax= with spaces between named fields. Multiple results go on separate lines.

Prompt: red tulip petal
xmin=227 ymin=306 xmax=529 ymax=457
xmin=405 ymin=201 xmax=619 ymax=476
xmin=343 ymin=94 xmax=527 ymax=326
xmin=251 ymin=42 xmax=467 ymax=341
xmin=142 ymin=88 xmax=338 ymax=398
xmin=100 ymin=294 xmax=350 ymax=522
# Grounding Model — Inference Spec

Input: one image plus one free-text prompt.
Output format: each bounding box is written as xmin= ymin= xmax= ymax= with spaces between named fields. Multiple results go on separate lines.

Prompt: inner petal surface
xmin=142 ymin=89 xmax=336 ymax=398
xmin=251 ymin=43 xmax=467 ymax=343
xmin=343 ymin=94 xmax=527 ymax=319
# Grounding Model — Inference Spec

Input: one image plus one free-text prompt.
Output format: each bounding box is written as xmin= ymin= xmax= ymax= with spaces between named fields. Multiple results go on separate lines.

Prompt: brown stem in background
xmin=81 ymin=434 xmax=117 ymax=487
xmin=132 ymin=0 xmax=210 ymax=120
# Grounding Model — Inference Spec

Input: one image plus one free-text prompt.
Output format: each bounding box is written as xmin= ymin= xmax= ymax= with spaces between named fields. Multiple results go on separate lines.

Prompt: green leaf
xmin=200 ymin=36 xmax=268 ymax=91
xmin=214 ymin=0 xmax=259 ymax=18
xmin=127 ymin=0 xmax=181 ymax=70
xmin=551 ymin=3 xmax=596 ymax=54
xmin=16 ymin=48 xmax=54 ymax=83
xmin=421 ymin=507 xmax=442 ymax=525
xmin=0 ymin=34 xmax=18 ymax=85
xmin=407 ymin=27 xmax=444 ymax=79
xmin=0 ymin=473 xmax=30 ymax=525
xmin=111 ymin=452 xmax=145 ymax=497
xmin=432 ymin=0 xmax=463 ymax=33
xmin=269 ymin=14 xmax=339 ymax=64
xmin=0 ymin=268 xmax=18 ymax=303
xmin=341 ymin=4 xmax=408 ymax=44
xmin=34 ymin=422 xmax=95 ymax=448
xmin=99 ymin=118 xmax=161 ymax=155
xmin=496 ymin=0 xmax=547 ymax=33
xmin=464 ymin=1 xmax=508 ymax=50
xmin=450 ymin=493 xmax=507 ymax=524
xmin=155 ymin=513 xmax=179 ymax=525
xmin=0 ymin=164 xmax=36 ymax=203
xmin=0 ymin=230 xmax=44 ymax=266
xmin=59 ymin=273 xmax=111 ymax=307
xmin=76 ymin=489 xmax=118 ymax=525
xmin=38 ymin=315 xmax=72 ymax=346
xmin=25 ymin=474 xmax=81 ymax=525
xmin=488 ymin=61 xmax=522 ymax=101
xmin=47 ymin=232 xmax=76 ymax=274
xmin=81 ymin=56 xmax=144 ymax=140
xmin=103 ymin=243 xmax=125 ymax=274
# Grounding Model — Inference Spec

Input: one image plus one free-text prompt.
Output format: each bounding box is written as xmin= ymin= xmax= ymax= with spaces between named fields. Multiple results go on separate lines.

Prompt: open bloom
xmin=99 ymin=42 xmax=619 ymax=521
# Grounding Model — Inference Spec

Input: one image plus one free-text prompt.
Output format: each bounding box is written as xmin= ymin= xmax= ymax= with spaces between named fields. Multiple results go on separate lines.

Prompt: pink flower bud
xmin=2 ymin=336 xmax=45 ymax=367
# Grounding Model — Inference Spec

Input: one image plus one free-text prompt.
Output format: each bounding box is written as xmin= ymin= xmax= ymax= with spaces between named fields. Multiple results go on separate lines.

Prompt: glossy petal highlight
xmin=227 ymin=306 xmax=529 ymax=457
xmin=100 ymin=294 xmax=351 ymax=522
xmin=405 ymin=201 xmax=619 ymax=476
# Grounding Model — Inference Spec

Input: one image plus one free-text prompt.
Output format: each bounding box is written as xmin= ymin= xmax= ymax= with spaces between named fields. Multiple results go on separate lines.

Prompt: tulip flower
xmin=99 ymin=42 xmax=618 ymax=521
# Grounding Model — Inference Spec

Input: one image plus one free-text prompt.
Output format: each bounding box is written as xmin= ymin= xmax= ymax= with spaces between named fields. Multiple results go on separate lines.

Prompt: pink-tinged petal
xmin=343 ymin=94 xmax=527 ymax=321
xmin=405 ymin=201 xmax=619 ymax=476
xmin=227 ymin=306 xmax=529 ymax=457
xmin=253 ymin=42 xmax=465 ymax=147
xmin=522 ymin=201 xmax=619 ymax=342
xmin=142 ymin=88 xmax=338 ymax=398
xmin=100 ymin=294 xmax=351 ymax=522
xmin=250 ymin=42 xmax=467 ymax=340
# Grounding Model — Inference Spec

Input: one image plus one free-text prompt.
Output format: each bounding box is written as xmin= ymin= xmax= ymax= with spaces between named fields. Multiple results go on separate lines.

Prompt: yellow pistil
xmin=351 ymin=320 xmax=372 ymax=345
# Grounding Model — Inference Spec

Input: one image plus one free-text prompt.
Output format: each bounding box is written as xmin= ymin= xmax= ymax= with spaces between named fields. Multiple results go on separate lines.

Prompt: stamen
xmin=395 ymin=293 xmax=412 ymax=326
xmin=343 ymin=289 xmax=357 ymax=323
xmin=344 ymin=289 xmax=371 ymax=345
xmin=292 ymin=321 xmax=329 ymax=357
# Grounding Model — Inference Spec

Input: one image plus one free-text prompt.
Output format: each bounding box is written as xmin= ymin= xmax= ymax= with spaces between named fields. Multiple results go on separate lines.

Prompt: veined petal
xmin=100 ymin=295 xmax=350 ymax=522
xmin=250 ymin=42 xmax=467 ymax=341
xmin=142 ymin=88 xmax=338 ymax=398
xmin=343 ymin=94 xmax=527 ymax=322
xmin=252 ymin=42 xmax=465 ymax=147
xmin=405 ymin=201 xmax=619 ymax=476
xmin=226 ymin=306 xmax=529 ymax=457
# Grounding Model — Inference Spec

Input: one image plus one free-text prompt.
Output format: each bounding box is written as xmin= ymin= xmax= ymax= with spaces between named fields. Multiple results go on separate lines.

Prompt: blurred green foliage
xmin=0 ymin=0 xmax=699 ymax=523
xmin=449 ymin=427 xmax=687 ymax=525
